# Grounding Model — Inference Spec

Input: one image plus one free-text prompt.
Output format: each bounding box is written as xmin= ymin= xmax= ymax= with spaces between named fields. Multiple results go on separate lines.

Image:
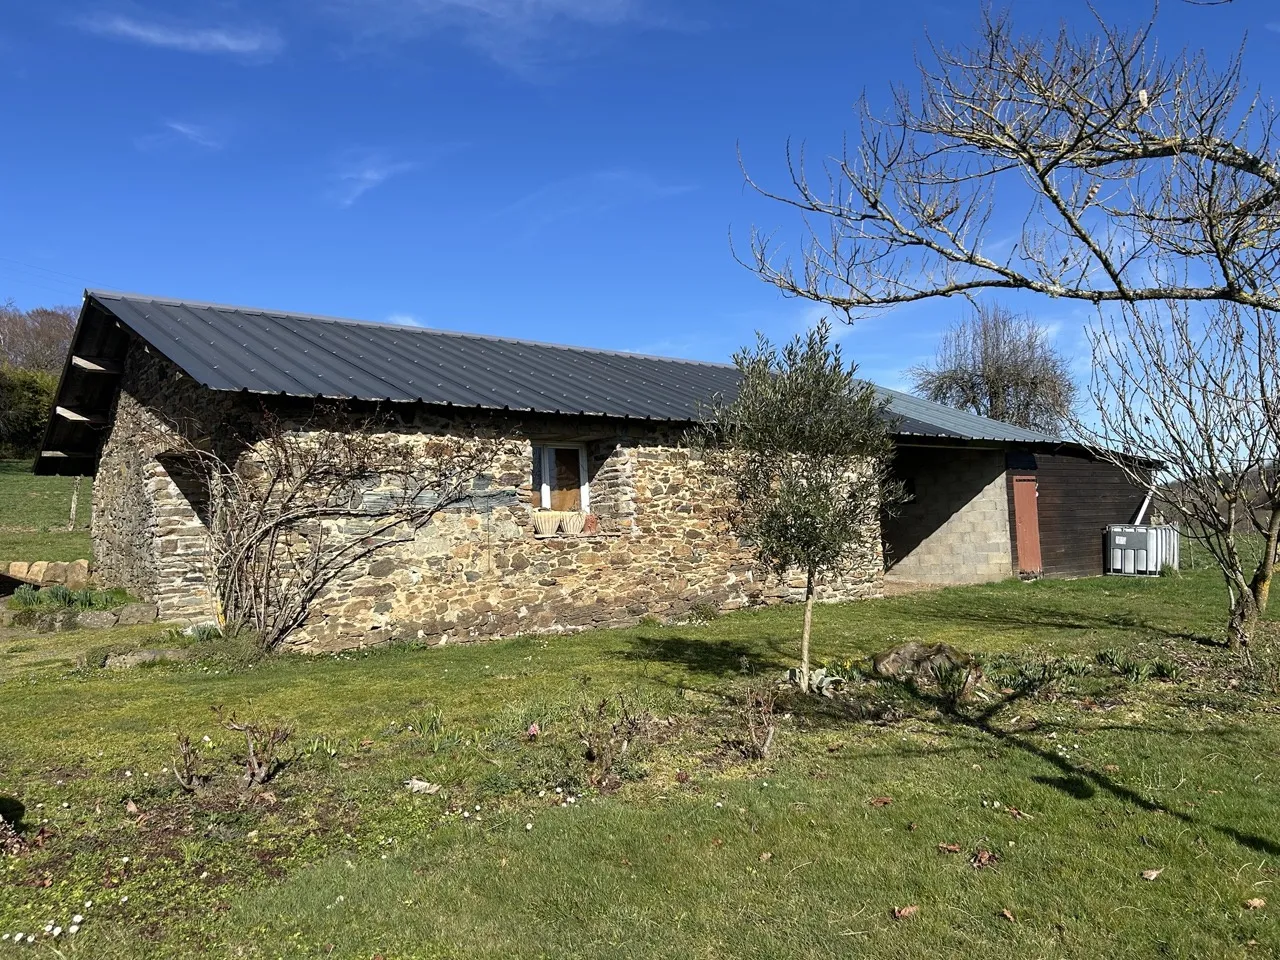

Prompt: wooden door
xmin=1012 ymin=476 xmax=1042 ymax=575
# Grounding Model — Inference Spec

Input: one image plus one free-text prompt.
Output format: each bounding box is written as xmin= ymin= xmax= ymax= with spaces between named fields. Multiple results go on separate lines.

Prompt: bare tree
xmin=740 ymin=3 xmax=1280 ymax=647
xmin=1080 ymin=301 xmax=1280 ymax=649
xmin=0 ymin=302 xmax=77 ymax=373
xmin=909 ymin=302 xmax=1077 ymax=432
xmin=147 ymin=404 xmax=505 ymax=650
xmin=741 ymin=5 xmax=1280 ymax=319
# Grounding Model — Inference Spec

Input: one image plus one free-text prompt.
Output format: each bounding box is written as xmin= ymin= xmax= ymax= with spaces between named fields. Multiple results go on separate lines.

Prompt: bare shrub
xmin=214 ymin=706 xmax=293 ymax=791
xmin=577 ymin=695 xmax=655 ymax=789
xmin=172 ymin=735 xmax=211 ymax=793
xmin=739 ymin=682 xmax=778 ymax=759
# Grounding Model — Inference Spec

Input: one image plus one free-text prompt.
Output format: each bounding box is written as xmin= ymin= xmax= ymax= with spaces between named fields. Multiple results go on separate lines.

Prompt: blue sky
xmin=1 ymin=0 xmax=1275 ymax=389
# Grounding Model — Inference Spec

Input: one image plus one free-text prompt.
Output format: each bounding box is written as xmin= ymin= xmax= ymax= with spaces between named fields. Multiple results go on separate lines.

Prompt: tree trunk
xmin=67 ymin=475 xmax=80 ymax=531
xmin=1248 ymin=510 xmax=1280 ymax=618
xmin=1228 ymin=586 xmax=1258 ymax=651
xmin=800 ymin=566 xmax=816 ymax=693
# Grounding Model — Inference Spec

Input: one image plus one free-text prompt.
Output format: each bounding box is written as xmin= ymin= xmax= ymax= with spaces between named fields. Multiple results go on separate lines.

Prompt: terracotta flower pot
xmin=533 ymin=511 xmax=562 ymax=536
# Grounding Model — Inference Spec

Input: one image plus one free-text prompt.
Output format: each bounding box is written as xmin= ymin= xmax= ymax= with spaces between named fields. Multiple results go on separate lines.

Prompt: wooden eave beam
xmin=55 ymin=406 xmax=108 ymax=426
xmin=70 ymin=355 xmax=123 ymax=374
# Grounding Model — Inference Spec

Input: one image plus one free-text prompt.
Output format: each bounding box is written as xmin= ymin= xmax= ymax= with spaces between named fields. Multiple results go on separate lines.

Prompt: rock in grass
xmin=872 ymin=641 xmax=968 ymax=679
xmin=77 ymin=610 xmax=119 ymax=630
xmin=115 ymin=603 xmax=158 ymax=626
xmin=104 ymin=648 xmax=185 ymax=669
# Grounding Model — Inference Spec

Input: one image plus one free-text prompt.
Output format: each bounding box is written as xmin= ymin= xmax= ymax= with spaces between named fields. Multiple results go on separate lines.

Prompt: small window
xmin=531 ymin=445 xmax=590 ymax=512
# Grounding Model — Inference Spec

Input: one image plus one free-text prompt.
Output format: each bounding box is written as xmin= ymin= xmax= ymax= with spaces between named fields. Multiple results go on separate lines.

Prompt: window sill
xmin=532 ymin=530 xmax=626 ymax=540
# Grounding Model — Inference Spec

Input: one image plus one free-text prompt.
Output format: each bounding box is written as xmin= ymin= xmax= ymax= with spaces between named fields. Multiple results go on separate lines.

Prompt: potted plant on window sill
xmin=560 ymin=512 xmax=586 ymax=535
xmin=533 ymin=510 xmax=561 ymax=536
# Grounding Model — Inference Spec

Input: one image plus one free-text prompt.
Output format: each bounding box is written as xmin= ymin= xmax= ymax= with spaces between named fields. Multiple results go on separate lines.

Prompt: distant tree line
xmin=0 ymin=302 xmax=77 ymax=459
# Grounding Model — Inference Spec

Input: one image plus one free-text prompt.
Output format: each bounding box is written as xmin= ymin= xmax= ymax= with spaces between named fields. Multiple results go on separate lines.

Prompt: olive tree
xmin=699 ymin=322 xmax=900 ymax=691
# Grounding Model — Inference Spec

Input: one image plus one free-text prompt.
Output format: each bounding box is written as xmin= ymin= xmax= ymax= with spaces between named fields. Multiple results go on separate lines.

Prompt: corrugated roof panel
xmin=81 ymin=290 xmax=1063 ymax=441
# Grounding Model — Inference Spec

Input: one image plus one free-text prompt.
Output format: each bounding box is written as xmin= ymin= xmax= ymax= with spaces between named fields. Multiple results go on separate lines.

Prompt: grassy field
xmin=1 ymin=571 xmax=1277 ymax=958
xmin=0 ymin=460 xmax=93 ymax=565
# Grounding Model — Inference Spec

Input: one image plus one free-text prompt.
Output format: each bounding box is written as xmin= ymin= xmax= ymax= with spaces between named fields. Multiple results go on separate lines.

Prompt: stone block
xmin=66 ymin=559 xmax=92 ymax=590
xmin=116 ymin=602 xmax=159 ymax=625
xmin=44 ymin=562 xmax=68 ymax=585
xmin=78 ymin=610 xmax=119 ymax=630
xmin=8 ymin=562 xmax=28 ymax=580
xmin=26 ymin=561 xmax=49 ymax=583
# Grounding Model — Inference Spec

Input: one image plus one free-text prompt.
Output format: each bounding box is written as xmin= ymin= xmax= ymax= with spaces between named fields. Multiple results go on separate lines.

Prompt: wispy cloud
xmin=166 ymin=121 xmax=222 ymax=148
xmin=324 ymin=0 xmax=668 ymax=74
xmin=134 ymin=119 xmax=226 ymax=152
xmin=80 ymin=13 xmax=283 ymax=58
xmin=328 ymin=153 xmax=418 ymax=207
xmin=496 ymin=168 xmax=695 ymax=240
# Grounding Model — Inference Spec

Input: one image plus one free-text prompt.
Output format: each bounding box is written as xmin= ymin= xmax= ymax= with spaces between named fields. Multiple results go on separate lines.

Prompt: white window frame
xmin=533 ymin=444 xmax=590 ymax=513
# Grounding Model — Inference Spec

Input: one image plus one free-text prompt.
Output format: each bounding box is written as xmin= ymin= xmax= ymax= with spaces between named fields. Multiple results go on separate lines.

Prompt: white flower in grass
xmin=68 ymin=926 xmax=79 ymax=935
xmin=84 ymin=900 xmax=93 ymax=908
xmin=44 ymin=924 xmax=53 ymax=933
xmin=72 ymin=916 xmax=83 ymax=924
xmin=51 ymin=927 xmax=62 ymax=937
xmin=120 ymin=896 xmax=128 ymax=903
xmin=525 ymin=823 xmax=533 ymax=831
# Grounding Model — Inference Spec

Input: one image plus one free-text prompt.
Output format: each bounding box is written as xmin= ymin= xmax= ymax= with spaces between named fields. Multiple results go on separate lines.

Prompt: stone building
xmin=35 ymin=291 xmax=1149 ymax=649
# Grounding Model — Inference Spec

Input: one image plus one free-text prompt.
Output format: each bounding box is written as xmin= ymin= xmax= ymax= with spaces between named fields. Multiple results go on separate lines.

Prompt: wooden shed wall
xmin=1006 ymin=452 xmax=1148 ymax=578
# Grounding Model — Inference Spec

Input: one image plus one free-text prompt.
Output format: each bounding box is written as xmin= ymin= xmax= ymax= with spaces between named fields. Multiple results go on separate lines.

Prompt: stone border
xmin=0 ymin=602 xmax=158 ymax=633
xmin=7 ymin=560 xmax=93 ymax=589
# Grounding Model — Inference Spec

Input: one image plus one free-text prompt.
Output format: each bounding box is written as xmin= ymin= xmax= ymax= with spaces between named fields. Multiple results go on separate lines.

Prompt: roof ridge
xmin=86 ymin=289 xmax=739 ymax=371
xmin=874 ymin=384 xmax=1061 ymax=444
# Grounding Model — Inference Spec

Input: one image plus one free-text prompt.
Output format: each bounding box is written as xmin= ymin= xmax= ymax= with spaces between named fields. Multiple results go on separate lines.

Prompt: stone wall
xmin=92 ymin=345 xmax=236 ymax=621
xmin=881 ymin=446 xmax=1013 ymax=585
xmin=92 ymin=342 xmax=886 ymax=650
xmin=289 ymin=430 xmax=884 ymax=652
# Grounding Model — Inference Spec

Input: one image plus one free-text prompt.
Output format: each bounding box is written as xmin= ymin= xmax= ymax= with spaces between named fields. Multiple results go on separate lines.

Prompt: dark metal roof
xmin=36 ymin=290 xmax=1068 ymax=473
xmin=88 ymin=290 xmax=746 ymax=421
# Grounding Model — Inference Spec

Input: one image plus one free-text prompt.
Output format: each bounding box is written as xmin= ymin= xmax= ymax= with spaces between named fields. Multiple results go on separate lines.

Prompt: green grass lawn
xmin=1 ymin=572 xmax=1277 ymax=958
xmin=0 ymin=460 xmax=93 ymax=565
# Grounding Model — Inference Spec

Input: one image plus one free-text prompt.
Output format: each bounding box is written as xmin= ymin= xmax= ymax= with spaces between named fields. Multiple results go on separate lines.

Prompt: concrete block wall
xmin=882 ymin=447 xmax=1014 ymax=585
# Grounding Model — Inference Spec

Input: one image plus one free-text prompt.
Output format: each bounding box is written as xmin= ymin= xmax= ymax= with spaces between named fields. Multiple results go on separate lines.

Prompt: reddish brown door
xmin=1012 ymin=476 xmax=1042 ymax=575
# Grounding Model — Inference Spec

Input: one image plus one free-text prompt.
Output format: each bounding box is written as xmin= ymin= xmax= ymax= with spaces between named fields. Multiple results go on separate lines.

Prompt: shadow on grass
xmin=622 ymin=634 xmax=789 ymax=678
xmin=805 ymin=678 xmax=1280 ymax=858
xmin=0 ymin=796 xmax=25 ymax=830
xmin=905 ymin=593 xmax=1223 ymax=647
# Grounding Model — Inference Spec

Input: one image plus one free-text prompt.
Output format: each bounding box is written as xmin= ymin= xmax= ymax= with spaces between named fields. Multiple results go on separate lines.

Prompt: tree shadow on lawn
xmin=904 ymin=593 xmax=1223 ymax=647
xmin=0 ymin=796 xmax=26 ymax=830
xmin=622 ymin=633 xmax=791 ymax=679
xmin=797 ymin=681 xmax=1280 ymax=858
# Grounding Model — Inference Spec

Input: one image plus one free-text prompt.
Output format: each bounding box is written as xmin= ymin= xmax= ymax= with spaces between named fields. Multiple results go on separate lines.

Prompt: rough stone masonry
xmin=92 ymin=346 xmax=885 ymax=652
